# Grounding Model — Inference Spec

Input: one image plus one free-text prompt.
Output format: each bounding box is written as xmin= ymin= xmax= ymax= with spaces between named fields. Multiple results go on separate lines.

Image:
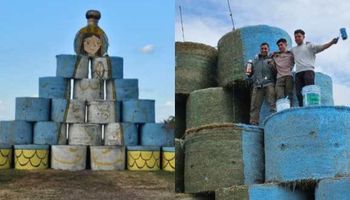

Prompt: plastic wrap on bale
xmin=316 ymin=177 xmax=350 ymax=200
xmin=217 ymin=25 xmax=292 ymax=87
xmin=216 ymin=184 xmax=311 ymax=200
xmin=264 ymin=106 xmax=350 ymax=183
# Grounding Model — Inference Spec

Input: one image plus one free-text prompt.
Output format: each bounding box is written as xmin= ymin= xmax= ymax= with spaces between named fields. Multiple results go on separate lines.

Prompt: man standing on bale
xmin=291 ymin=29 xmax=338 ymax=106
xmin=246 ymin=43 xmax=276 ymax=125
xmin=270 ymin=38 xmax=294 ymax=106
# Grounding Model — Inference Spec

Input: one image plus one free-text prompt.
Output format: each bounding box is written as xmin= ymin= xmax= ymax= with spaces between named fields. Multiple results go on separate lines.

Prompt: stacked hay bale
xmin=178 ymin=25 xmax=341 ymax=199
xmin=0 ymin=30 xmax=174 ymax=173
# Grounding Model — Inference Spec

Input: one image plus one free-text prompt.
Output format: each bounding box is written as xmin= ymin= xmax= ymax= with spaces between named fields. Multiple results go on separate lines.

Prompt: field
xmin=0 ymin=169 xmax=174 ymax=200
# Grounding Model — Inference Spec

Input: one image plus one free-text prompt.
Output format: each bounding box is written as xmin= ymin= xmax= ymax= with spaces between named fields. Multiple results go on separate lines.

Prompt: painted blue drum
xmin=316 ymin=178 xmax=350 ymax=200
xmin=127 ymin=146 xmax=160 ymax=151
xmin=56 ymin=54 xmax=89 ymax=79
xmin=122 ymin=100 xmax=155 ymax=123
xmin=264 ymin=106 xmax=350 ymax=182
xmin=14 ymin=144 xmax=49 ymax=150
xmin=15 ymin=97 xmax=50 ymax=122
xmin=107 ymin=79 xmax=139 ymax=100
xmin=33 ymin=122 xmax=63 ymax=145
xmin=0 ymin=121 xmax=33 ymax=145
xmin=39 ymin=77 xmax=70 ymax=99
xmin=140 ymin=123 xmax=174 ymax=146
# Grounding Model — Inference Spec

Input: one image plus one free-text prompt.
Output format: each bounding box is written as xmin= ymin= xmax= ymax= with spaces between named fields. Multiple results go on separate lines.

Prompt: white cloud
xmin=175 ymin=0 xmax=350 ymax=105
xmin=164 ymin=101 xmax=175 ymax=107
xmin=139 ymin=44 xmax=155 ymax=54
xmin=333 ymin=83 xmax=350 ymax=106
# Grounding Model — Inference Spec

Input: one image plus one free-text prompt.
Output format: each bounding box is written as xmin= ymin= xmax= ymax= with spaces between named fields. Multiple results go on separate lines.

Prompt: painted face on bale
xmin=83 ymin=35 xmax=102 ymax=56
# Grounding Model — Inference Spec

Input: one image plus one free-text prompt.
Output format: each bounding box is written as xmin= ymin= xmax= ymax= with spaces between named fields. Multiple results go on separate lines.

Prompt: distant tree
xmin=163 ymin=116 xmax=175 ymax=129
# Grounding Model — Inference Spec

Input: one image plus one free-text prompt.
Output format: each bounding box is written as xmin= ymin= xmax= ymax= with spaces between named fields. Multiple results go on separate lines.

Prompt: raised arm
xmin=319 ymin=37 xmax=339 ymax=51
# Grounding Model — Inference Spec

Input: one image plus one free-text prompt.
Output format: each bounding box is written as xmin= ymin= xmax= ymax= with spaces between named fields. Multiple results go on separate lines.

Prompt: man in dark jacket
xmin=247 ymin=43 xmax=276 ymax=125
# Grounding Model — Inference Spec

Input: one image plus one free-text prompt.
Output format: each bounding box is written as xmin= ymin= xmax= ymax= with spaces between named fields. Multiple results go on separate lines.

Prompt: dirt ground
xmin=0 ymin=169 xmax=175 ymax=200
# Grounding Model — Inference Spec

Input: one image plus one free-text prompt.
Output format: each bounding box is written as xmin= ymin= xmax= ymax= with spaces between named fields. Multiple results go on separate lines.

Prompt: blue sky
xmin=0 ymin=0 xmax=174 ymax=121
xmin=176 ymin=0 xmax=350 ymax=105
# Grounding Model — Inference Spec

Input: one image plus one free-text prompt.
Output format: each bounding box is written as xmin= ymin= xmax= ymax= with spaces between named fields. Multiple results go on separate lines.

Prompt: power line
xmin=179 ymin=5 xmax=185 ymax=42
xmin=227 ymin=0 xmax=235 ymax=31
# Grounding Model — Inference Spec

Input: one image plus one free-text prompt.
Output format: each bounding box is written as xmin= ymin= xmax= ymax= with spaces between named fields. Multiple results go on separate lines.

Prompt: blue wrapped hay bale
xmin=141 ymin=123 xmax=174 ymax=146
xmin=216 ymin=184 xmax=311 ymax=200
xmin=51 ymin=99 xmax=86 ymax=123
xmin=316 ymin=177 xmax=350 ymax=200
xmin=56 ymin=54 xmax=89 ymax=79
xmin=0 ymin=120 xmax=32 ymax=145
xmin=39 ymin=77 xmax=71 ymax=99
xmin=264 ymin=106 xmax=350 ymax=183
xmin=91 ymin=56 xmax=124 ymax=80
xmin=217 ymin=25 xmax=292 ymax=87
xmin=184 ymin=123 xmax=264 ymax=193
xmin=33 ymin=122 xmax=67 ymax=145
xmin=15 ymin=97 xmax=50 ymax=122
xmin=106 ymin=79 xmax=139 ymax=100
xmin=104 ymin=123 xmax=138 ymax=146
xmin=122 ymin=99 xmax=155 ymax=123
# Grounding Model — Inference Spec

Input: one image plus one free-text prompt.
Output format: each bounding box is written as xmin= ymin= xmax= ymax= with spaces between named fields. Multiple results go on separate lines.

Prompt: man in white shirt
xmin=291 ymin=29 xmax=338 ymax=106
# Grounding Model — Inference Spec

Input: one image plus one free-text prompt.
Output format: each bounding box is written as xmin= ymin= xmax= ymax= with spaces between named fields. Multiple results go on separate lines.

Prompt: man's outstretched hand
xmin=332 ymin=37 xmax=339 ymax=45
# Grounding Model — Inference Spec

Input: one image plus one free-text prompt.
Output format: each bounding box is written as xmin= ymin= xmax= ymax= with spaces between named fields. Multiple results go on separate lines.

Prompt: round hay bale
xmin=122 ymin=99 xmax=155 ymax=123
xmin=91 ymin=56 xmax=124 ymax=80
xmin=33 ymin=122 xmax=66 ymax=145
xmin=315 ymin=72 xmax=334 ymax=106
xmin=140 ymin=123 xmax=174 ymax=146
xmin=51 ymin=99 xmax=86 ymax=123
xmin=69 ymin=123 xmax=102 ymax=146
xmin=15 ymin=97 xmax=50 ymax=122
xmin=0 ymin=144 xmax=12 ymax=169
xmin=56 ymin=54 xmax=89 ymax=79
xmin=175 ymin=138 xmax=185 ymax=193
xmin=106 ymin=79 xmax=139 ymax=100
xmin=0 ymin=120 xmax=32 ymax=145
xmin=217 ymin=25 xmax=292 ymax=87
xmin=176 ymin=42 xmax=218 ymax=95
xmin=264 ymin=106 xmax=350 ymax=183
xmin=14 ymin=145 xmax=49 ymax=170
xmin=104 ymin=123 xmax=138 ymax=146
xmin=175 ymin=94 xmax=187 ymax=139
xmin=51 ymin=145 xmax=87 ymax=171
xmin=186 ymin=87 xmax=233 ymax=129
xmin=316 ymin=178 xmax=350 ymax=200
xmin=184 ymin=123 xmax=264 ymax=193
xmin=90 ymin=145 xmax=125 ymax=171
xmin=127 ymin=146 xmax=161 ymax=171
xmin=39 ymin=76 xmax=71 ymax=99
xmin=215 ymin=184 xmax=311 ymax=200
xmin=87 ymin=100 xmax=120 ymax=124
xmin=162 ymin=147 xmax=175 ymax=172
xmin=73 ymin=79 xmax=103 ymax=101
